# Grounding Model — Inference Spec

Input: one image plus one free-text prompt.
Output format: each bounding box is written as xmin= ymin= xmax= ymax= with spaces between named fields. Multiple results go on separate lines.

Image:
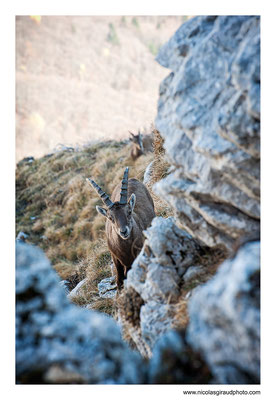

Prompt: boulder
xmin=16 ymin=242 xmax=145 ymax=384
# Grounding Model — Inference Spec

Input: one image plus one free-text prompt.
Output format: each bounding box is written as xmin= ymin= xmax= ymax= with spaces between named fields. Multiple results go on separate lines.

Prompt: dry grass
xmin=171 ymin=245 xmax=228 ymax=331
xmin=16 ymin=135 xmax=170 ymax=313
xmin=146 ymin=128 xmax=174 ymax=219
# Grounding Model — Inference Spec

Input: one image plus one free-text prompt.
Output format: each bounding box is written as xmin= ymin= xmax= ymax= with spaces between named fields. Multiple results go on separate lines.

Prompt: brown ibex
xmin=129 ymin=130 xmax=154 ymax=161
xmin=87 ymin=167 xmax=155 ymax=290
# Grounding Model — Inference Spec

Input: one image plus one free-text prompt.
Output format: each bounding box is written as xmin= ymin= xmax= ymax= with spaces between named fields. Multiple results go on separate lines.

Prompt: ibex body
xmin=87 ymin=168 xmax=155 ymax=290
xmin=129 ymin=131 xmax=154 ymax=161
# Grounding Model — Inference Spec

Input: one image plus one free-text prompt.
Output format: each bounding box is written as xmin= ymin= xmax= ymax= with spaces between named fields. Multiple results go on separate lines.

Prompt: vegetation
xmin=147 ymin=41 xmax=161 ymax=56
xmin=131 ymin=17 xmax=139 ymax=29
xmin=16 ymin=129 xmax=173 ymax=315
xmin=107 ymin=23 xmax=120 ymax=46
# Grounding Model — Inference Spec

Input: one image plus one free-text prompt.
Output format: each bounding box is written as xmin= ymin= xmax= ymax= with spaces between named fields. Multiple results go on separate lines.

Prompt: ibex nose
xmin=120 ymin=227 xmax=130 ymax=239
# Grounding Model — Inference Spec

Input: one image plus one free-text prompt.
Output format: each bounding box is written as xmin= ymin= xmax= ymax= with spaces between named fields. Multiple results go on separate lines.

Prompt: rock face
xmin=16 ymin=242 xmax=144 ymax=384
xmin=187 ymin=240 xmax=260 ymax=384
xmin=154 ymin=16 xmax=260 ymax=250
xmin=119 ymin=217 xmax=209 ymax=358
xmin=119 ymin=16 xmax=260 ymax=384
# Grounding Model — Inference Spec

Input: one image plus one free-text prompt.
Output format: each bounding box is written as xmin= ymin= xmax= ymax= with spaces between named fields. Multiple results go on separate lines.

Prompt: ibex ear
xmin=128 ymin=193 xmax=136 ymax=212
xmin=96 ymin=205 xmax=108 ymax=218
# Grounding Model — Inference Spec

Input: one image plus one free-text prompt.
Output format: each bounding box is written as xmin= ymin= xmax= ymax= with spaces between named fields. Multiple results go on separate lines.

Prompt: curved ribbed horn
xmin=86 ymin=178 xmax=114 ymax=209
xmin=119 ymin=167 xmax=129 ymax=205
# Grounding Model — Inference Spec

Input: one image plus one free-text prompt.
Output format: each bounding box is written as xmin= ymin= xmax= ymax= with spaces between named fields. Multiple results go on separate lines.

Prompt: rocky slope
xmin=16 ymin=16 xmax=260 ymax=384
xmin=119 ymin=15 xmax=260 ymax=383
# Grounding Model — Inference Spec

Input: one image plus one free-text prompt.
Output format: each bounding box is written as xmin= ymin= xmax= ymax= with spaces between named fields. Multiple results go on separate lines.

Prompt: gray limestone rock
xmin=16 ymin=242 xmax=145 ymax=384
xmin=154 ymin=16 xmax=260 ymax=250
xmin=67 ymin=278 xmax=88 ymax=300
xmin=121 ymin=217 xmax=205 ymax=356
xmin=187 ymin=240 xmax=260 ymax=384
xmin=148 ymin=330 xmax=212 ymax=384
xmin=143 ymin=160 xmax=154 ymax=186
xmin=98 ymin=276 xmax=117 ymax=298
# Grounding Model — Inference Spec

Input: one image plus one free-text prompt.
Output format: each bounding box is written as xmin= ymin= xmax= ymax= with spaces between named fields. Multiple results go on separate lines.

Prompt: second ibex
xmin=87 ymin=167 xmax=155 ymax=290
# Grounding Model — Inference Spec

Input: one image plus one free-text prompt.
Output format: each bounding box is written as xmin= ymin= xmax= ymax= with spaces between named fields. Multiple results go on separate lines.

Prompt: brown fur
xmin=129 ymin=132 xmax=154 ymax=161
xmin=104 ymin=179 xmax=155 ymax=290
xmin=130 ymin=144 xmax=143 ymax=161
xmin=142 ymin=133 xmax=154 ymax=153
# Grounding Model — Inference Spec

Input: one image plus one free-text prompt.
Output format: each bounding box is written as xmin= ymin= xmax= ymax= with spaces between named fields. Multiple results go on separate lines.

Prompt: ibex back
xmin=87 ymin=167 xmax=155 ymax=290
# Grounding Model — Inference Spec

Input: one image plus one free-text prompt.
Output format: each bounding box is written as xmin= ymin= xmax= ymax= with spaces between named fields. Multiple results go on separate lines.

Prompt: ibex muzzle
xmin=87 ymin=167 xmax=155 ymax=290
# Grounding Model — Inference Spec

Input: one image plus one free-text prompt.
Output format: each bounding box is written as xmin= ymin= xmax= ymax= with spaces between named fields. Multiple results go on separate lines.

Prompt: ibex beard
xmin=87 ymin=167 xmax=155 ymax=291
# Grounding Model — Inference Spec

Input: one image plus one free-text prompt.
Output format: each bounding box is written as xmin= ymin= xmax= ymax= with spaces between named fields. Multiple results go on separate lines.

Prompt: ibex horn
xmin=119 ymin=167 xmax=129 ymax=205
xmin=86 ymin=178 xmax=114 ymax=209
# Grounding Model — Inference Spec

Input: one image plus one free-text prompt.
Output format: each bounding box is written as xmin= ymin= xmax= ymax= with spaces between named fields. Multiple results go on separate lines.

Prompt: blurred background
xmin=16 ymin=15 xmax=186 ymax=162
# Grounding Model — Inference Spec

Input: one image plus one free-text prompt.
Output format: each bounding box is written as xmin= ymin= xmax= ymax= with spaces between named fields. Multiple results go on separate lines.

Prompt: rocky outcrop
xmin=16 ymin=242 xmax=144 ymax=384
xmin=16 ymin=16 xmax=260 ymax=385
xmin=154 ymin=16 xmax=260 ymax=250
xmin=187 ymin=239 xmax=260 ymax=384
xmin=16 ymin=239 xmax=259 ymax=384
xmin=119 ymin=217 xmax=219 ymax=358
xmin=119 ymin=16 xmax=260 ymax=384
xmin=147 ymin=240 xmax=260 ymax=384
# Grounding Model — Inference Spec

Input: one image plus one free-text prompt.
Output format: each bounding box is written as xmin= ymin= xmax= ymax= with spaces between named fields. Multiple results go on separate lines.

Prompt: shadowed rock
xmin=16 ymin=242 xmax=145 ymax=384
xmin=187 ymin=240 xmax=260 ymax=384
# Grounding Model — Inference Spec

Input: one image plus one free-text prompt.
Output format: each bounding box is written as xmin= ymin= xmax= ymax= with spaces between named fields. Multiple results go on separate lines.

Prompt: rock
xmin=16 ymin=242 xmax=145 ymax=384
xmin=67 ymin=278 xmax=88 ymax=300
xmin=187 ymin=240 xmax=260 ymax=384
xmin=154 ymin=16 xmax=260 ymax=250
xmin=16 ymin=231 xmax=29 ymax=242
xmin=148 ymin=330 xmax=212 ymax=384
xmin=120 ymin=217 xmax=206 ymax=357
xmin=143 ymin=160 xmax=154 ymax=185
xmin=182 ymin=265 xmax=204 ymax=284
xmin=98 ymin=276 xmax=117 ymax=298
xmin=59 ymin=279 xmax=70 ymax=294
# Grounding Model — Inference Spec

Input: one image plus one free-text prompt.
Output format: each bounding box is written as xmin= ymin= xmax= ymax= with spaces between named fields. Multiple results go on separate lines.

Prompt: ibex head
xmin=86 ymin=167 xmax=136 ymax=240
xmin=129 ymin=131 xmax=144 ymax=153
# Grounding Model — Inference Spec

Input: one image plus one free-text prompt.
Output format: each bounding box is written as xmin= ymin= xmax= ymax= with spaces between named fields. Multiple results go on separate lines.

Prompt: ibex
xmin=129 ymin=130 xmax=154 ymax=161
xmin=87 ymin=167 xmax=155 ymax=290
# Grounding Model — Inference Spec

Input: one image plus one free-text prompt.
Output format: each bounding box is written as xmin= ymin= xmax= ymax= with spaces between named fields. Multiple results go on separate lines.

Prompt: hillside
xmin=16 ymin=129 xmax=172 ymax=314
xmin=16 ymin=15 xmax=185 ymax=162
xmin=16 ymin=16 xmax=260 ymax=385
